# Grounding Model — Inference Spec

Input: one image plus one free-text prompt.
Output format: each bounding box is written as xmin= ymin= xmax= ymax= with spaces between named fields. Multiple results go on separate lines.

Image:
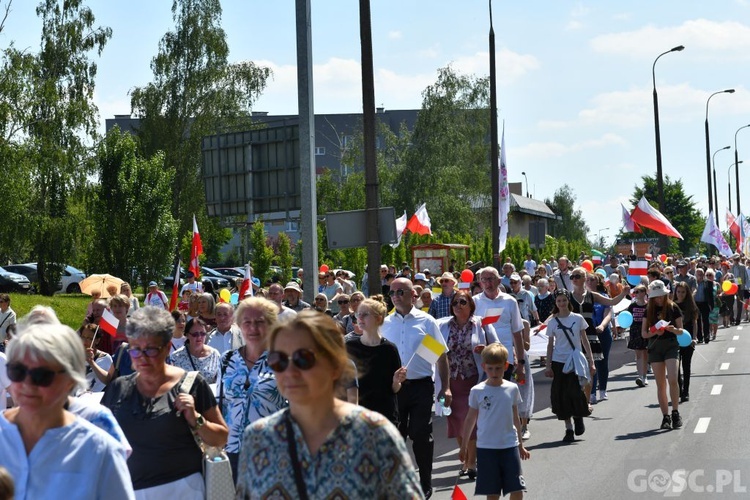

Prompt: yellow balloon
xmin=722 ymin=280 xmax=732 ymax=293
xmin=220 ymin=288 xmax=231 ymax=302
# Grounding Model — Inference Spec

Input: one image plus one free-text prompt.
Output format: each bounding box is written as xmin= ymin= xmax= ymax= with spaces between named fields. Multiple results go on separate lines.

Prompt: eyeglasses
xmin=479 ymin=277 xmax=497 ymax=283
xmin=128 ymin=346 xmax=165 ymax=359
xmin=189 ymin=332 xmax=207 ymax=338
xmin=337 ymin=300 xmax=350 ymax=305
xmin=267 ymin=348 xmax=317 ymax=372
xmin=451 ymin=299 xmax=469 ymax=307
xmin=570 ymin=274 xmax=584 ymax=279
xmin=389 ymin=289 xmax=407 ymax=297
xmin=7 ymin=363 xmax=65 ymax=387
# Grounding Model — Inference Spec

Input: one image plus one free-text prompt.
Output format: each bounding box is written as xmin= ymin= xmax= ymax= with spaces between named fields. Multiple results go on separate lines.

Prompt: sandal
xmin=467 ymin=469 xmax=477 ymax=480
xmin=458 ymin=468 xmax=468 ymax=477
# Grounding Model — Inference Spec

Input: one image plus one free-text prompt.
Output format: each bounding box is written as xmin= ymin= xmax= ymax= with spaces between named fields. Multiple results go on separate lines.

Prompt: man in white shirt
xmin=473 ymin=267 xmax=526 ymax=383
xmin=143 ymin=282 xmax=168 ymax=309
xmin=268 ymin=283 xmax=298 ymax=323
xmin=553 ymin=256 xmax=573 ymax=292
xmin=523 ymin=254 xmax=537 ymax=276
xmin=180 ymin=270 xmax=203 ymax=295
xmin=381 ymin=278 xmax=449 ymax=499
xmin=207 ymin=302 xmax=243 ymax=355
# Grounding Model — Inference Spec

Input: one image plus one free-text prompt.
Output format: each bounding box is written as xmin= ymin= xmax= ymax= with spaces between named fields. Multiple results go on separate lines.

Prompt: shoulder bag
xmin=555 ymin=318 xmax=590 ymax=382
xmin=285 ymin=409 xmax=310 ymax=500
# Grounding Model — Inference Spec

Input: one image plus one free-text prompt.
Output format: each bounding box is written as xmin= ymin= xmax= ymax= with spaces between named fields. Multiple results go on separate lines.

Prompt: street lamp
xmin=705 ymin=89 xmax=735 ymax=238
xmin=735 ymin=124 xmax=750 ymax=215
xmin=652 ymin=45 xmax=684 ymax=252
xmin=521 ymin=171 xmax=529 ymax=197
xmin=713 ymin=146 xmax=731 ymax=224
xmin=597 ymin=227 xmax=610 ymax=247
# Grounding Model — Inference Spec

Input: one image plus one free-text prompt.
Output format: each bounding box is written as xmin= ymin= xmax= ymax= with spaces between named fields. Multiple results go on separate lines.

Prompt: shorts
xmin=648 ymin=336 xmax=679 ymax=363
xmin=476 ymin=447 xmax=526 ymax=496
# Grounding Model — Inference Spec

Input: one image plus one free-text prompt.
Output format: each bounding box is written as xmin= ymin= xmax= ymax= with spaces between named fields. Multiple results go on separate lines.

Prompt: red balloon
xmin=728 ymin=283 xmax=739 ymax=295
xmin=659 ymin=254 xmax=667 ymax=263
xmin=582 ymin=260 xmax=593 ymax=272
xmin=319 ymin=264 xmax=329 ymax=273
xmin=460 ymin=269 xmax=474 ymax=283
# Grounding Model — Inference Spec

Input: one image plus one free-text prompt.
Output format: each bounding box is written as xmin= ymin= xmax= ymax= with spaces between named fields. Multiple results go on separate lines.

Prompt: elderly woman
xmin=438 ymin=289 xmax=499 ymax=480
xmin=236 ymin=311 xmax=423 ymax=498
xmin=102 ymin=307 xmax=228 ymax=497
xmin=0 ymin=322 xmax=134 ymax=499
xmin=313 ymin=292 xmax=334 ymax=317
xmin=197 ymin=292 xmax=217 ymax=329
xmin=346 ymin=291 xmax=365 ymax=334
xmin=221 ymin=297 xmax=286 ymax=479
xmin=170 ymin=318 xmax=221 ymax=384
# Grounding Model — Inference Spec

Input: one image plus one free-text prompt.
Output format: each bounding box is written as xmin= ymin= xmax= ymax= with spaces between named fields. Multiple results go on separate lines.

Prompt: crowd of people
xmin=0 ymin=250 xmax=747 ymax=499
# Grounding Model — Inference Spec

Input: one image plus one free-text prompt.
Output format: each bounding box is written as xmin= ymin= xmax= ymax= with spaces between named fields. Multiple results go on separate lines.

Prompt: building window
xmin=315 ymin=147 xmax=326 ymax=155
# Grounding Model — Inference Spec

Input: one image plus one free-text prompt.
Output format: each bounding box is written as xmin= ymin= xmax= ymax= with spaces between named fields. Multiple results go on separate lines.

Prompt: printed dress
xmin=171 ymin=346 xmax=221 ymax=384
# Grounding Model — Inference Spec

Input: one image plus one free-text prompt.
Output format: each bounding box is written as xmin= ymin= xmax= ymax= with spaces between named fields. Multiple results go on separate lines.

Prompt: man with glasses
xmin=473 ymin=267 xmax=526 ymax=383
xmin=672 ymin=261 xmax=696 ymax=291
xmin=382 ymin=277 xmax=449 ymax=499
xmin=428 ymin=272 xmax=456 ymax=319
xmin=283 ymin=281 xmax=310 ymax=312
xmin=553 ymin=256 xmax=573 ymax=292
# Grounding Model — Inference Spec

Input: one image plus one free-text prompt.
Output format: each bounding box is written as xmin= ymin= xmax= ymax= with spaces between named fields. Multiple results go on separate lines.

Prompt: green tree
xmin=249 ymin=219 xmax=274 ymax=285
xmin=88 ymin=127 xmax=178 ymax=287
xmin=277 ymin=232 xmax=293 ymax=283
xmin=131 ymin=0 xmax=270 ymax=259
xmin=626 ymin=174 xmax=703 ymax=255
xmin=545 ymin=185 xmax=590 ymax=243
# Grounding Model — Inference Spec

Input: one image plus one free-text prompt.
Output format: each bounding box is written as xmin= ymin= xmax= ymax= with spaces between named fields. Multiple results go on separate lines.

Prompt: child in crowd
xmin=627 ymin=285 xmax=649 ymax=387
xmin=461 ymin=342 xmax=530 ymax=499
xmin=178 ymin=289 xmax=191 ymax=312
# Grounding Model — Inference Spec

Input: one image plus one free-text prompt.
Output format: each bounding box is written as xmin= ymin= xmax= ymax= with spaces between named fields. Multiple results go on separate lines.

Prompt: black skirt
xmin=550 ymin=361 xmax=591 ymax=420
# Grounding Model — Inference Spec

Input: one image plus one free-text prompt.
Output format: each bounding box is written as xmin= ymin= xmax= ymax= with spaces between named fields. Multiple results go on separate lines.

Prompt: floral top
xmin=221 ymin=349 xmax=287 ymax=454
xmin=236 ymin=406 xmax=424 ymax=499
xmin=446 ymin=318 xmax=479 ymax=380
xmin=170 ymin=346 xmax=221 ymax=384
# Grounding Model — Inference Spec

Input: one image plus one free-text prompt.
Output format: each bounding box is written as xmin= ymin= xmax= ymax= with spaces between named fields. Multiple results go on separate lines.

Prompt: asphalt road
xmin=425 ymin=325 xmax=750 ymax=499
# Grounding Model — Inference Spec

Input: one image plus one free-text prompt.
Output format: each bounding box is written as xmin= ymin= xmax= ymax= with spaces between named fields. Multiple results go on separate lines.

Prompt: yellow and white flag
xmin=415 ymin=334 xmax=446 ymax=365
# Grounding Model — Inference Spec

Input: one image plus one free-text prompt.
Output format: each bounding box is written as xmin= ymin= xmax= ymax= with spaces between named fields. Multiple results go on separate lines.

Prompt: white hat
xmin=413 ymin=273 xmax=427 ymax=282
xmin=648 ymin=280 xmax=669 ymax=298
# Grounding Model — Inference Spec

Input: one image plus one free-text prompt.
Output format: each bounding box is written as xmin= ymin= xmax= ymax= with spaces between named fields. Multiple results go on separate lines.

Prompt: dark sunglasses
xmin=128 ymin=346 xmax=164 ymax=358
xmin=7 ymin=363 xmax=65 ymax=387
xmin=570 ymin=274 xmax=584 ymax=279
xmin=389 ymin=289 xmax=407 ymax=297
xmin=451 ymin=299 xmax=469 ymax=307
xmin=337 ymin=300 xmax=350 ymax=305
xmin=267 ymin=348 xmax=317 ymax=372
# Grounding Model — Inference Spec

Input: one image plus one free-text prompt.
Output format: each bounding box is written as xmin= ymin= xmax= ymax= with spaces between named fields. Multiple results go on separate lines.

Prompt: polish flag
xmin=100 ymin=309 xmax=119 ymax=337
xmin=239 ymin=264 xmax=252 ymax=298
xmin=168 ymin=258 xmax=181 ymax=311
xmin=391 ymin=211 xmax=408 ymax=248
xmin=189 ymin=215 xmax=203 ymax=277
xmin=630 ymin=197 xmax=683 ymax=239
xmin=629 ymin=260 xmax=649 ymax=276
xmin=406 ymin=203 xmax=432 ymax=235
xmin=649 ymin=320 xmax=670 ymax=333
xmin=481 ymin=308 xmax=503 ymax=326
xmin=622 ymin=204 xmax=642 ymax=233
xmin=727 ymin=209 xmax=741 ymax=250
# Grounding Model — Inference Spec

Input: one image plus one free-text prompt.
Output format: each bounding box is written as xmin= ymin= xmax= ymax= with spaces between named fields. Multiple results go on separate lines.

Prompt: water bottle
xmin=438 ymin=397 xmax=452 ymax=416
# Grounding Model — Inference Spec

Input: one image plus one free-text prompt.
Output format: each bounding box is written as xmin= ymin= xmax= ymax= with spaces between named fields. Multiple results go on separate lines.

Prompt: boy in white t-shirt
xmin=461 ymin=342 xmax=530 ymax=499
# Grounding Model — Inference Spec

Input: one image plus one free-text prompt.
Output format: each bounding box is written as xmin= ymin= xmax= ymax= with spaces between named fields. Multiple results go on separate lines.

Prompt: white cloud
xmin=515 ymin=133 xmax=627 ymax=159
xmin=451 ymin=48 xmax=540 ymax=84
xmin=388 ymin=30 xmax=402 ymax=40
xmin=590 ymin=19 xmax=750 ymax=60
xmin=565 ymin=20 xmax=583 ymax=31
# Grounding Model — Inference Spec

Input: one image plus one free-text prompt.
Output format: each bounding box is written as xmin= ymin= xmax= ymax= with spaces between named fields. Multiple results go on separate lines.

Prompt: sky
xmin=3 ymin=0 xmax=750 ymax=247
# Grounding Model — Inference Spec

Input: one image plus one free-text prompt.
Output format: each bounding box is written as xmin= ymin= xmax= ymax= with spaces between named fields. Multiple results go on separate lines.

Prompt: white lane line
xmin=694 ymin=418 xmax=711 ymax=434
xmin=733 ymin=335 xmax=740 ymax=340
xmin=711 ymin=385 xmax=723 ymax=395
xmin=738 ymin=326 xmax=744 ymax=330
xmin=728 ymin=347 xmax=736 ymax=354
xmin=720 ymin=363 xmax=730 ymax=370
xmin=438 ymin=448 xmax=459 ymax=459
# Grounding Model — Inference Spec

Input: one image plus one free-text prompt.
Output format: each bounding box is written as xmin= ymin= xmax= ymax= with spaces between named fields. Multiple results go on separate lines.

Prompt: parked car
xmin=212 ymin=267 xmax=245 ymax=280
xmin=163 ymin=267 xmax=230 ymax=291
xmin=22 ymin=263 xmax=86 ymax=293
xmin=0 ymin=266 xmax=32 ymax=293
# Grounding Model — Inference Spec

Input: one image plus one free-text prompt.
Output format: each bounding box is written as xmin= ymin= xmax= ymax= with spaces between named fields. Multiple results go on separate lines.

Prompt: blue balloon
xmin=677 ymin=331 xmax=693 ymax=347
xmin=618 ymin=311 xmax=634 ymax=329
xmin=230 ymin=292 xmax=239 ymax=305
xmin=627 ymin=275 xmax=642 ymax=286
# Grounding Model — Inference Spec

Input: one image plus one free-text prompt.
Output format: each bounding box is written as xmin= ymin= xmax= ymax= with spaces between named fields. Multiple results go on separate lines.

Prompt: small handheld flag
xmin=100 ymin=309 xmax=120 ymax=337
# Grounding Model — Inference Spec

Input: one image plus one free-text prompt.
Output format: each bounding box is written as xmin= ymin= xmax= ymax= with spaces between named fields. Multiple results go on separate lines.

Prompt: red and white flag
xmin=727 ymin=209 xmax=742 ymax=251
xmin=391 ymin=211 xmax=408 ymax=248
xmin=622 ymin=204 xmax=642 ymax=233
xmin=406 ymin=203 xmax=432 ymax=235
xmin=100 ymin=308 xmax=119 ymax=337
xmin=481 ymin=308 xmax=503 ymax=326
xmin=451 ymin=484 xmax=468 ymax=500
xmin=189 ymin=215 xmax=203 ymax=278
xmin=168 ymin=258 xmax=181 ymax=311
xmin=630 ymin=197 xmax=683 ymax=239
xmin=629 ymin=260 xmax=649 ymax=277
xmin=239 ymin=264 xmax=252 ymax=298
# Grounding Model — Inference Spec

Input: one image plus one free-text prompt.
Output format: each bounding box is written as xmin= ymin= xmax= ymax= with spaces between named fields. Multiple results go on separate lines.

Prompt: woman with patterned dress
xmin=170 ymin=318 xmax=221 ymax=384
xmin=220 ymin=297 xmax=286 ymax=481
xmin=236 ymin=311 xmax=423 ymax=499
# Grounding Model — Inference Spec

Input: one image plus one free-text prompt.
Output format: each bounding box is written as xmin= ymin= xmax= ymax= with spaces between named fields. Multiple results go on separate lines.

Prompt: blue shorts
xmin=476 ymin=446 xmax=526 ymax=496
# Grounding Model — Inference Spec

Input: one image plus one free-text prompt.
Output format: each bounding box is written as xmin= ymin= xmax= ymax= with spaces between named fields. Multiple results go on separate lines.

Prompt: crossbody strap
xmin=555 ymin=317 xmax=577 ymax=350
xmin=285 ymin=410 xmax=309 ymax=500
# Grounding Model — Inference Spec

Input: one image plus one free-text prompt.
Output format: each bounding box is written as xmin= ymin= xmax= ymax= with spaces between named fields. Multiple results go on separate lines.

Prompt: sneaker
xmin=635 ymin=377 xmax=645 ymax=387
xmin=599 ymin=390 xmax=608 ymax=401
xmin=574 ymin=416 xmax=586 ymax=436
xmin=590 ymin=393 xmax=597 ymax=404
xmin=648 ymin=365 xmax=653 ymax=374
xmin=521 ymin=426 xmax=531 ymax=441
xmin=643 ymin=376 xmax=649 ymax=386
xmin=563 ymin=429 xmax=575 ymax=442
xmin=660 ymin=414 xmax=672 ymax=430
xmin=672 ymin=411 xmax=683 ymax=428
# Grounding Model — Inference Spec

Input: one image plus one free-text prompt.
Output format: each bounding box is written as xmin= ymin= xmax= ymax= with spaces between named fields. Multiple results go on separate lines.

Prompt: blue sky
xmin=3 ymin=1 xmax=750 ymax=246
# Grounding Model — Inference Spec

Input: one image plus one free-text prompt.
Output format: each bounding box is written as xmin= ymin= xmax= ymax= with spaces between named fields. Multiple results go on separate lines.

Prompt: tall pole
xmin=652 ymin=45 xmax=684 ymax=253
xmin=735 ymin=124 xmax=750 ymax=216
xmin=713 ymin=146 xmax=731 ymax=226
xmin=489 ymin=0 xmax=500 ymax=268
xmin=359 ymin=0 xmax=381 ymax=297
xmin=521 ymin=171 xmax=529 ymax=197
xmin=728 ymin=163 xmax=733 ymax=222
xmin=705 ymin=89 xmax=735 ymax=253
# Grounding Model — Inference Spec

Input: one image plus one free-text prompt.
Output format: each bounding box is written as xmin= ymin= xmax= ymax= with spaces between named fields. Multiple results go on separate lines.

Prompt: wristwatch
xmin=192 ymin=414 xmax=206 ymax=430
xmin=517 ymin=359 xmax=526 ymax=365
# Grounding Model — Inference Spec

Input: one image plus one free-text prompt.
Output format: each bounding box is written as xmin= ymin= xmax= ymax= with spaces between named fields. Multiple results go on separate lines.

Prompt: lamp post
xmin=705 ymin=89 xmax=735 ymax=239
xmin=728 ymin=161 xmax=743 ymax=217
xmin=652 ymin=45 xmax=684 ymax=252
xmin=597 ymin=227 xmax=610 ymax=248
xmin=521 ymin=171 xmax=529 ymax=197
xmin=713 ymin=146 xmax=731 ymax=225
xmin=735 ymin=124 xmax=750 ymax=216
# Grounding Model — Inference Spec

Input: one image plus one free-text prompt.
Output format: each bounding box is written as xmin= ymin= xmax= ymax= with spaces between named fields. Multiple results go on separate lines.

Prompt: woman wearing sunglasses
xmin=0 ymin=322 xmax=134 ymax=499
xmin=170 ymin=317 xmax=221 ymax=384
xmin=313 ymin=292 xmax=334 ymax=317
xmin=236 ymin=311 xmax=423 ymax=498
xmin=102 ymin=307 xmax=228 ymax=498
xmin=221 ymin=297 xmax=286 ymax=481
xmin=437 ymin=289 xmax=499 ymax=479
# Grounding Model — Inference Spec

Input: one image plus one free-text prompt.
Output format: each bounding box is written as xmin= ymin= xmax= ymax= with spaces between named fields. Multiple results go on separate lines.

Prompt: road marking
xmin=738 ymin=326 xmax=744 ymax=330
xmin=720 ymin=363 xmax=730 ymax=370
xmin=694 ymin=418 xmax=711 ymax=434
xmin=438 ymin=448 xmax=459 ymax=459
xmin=727 ymin=347 xmax=736 ymax=353
xmin=711 ymin=385 xmax=722 ymax=395
xmin=733 ymin=335 xmax=740 ymax=340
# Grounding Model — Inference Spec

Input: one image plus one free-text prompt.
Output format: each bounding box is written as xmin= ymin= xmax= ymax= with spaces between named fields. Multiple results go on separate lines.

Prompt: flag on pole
xmin=481 ymin=307 xmax=503 ymax=326
xmin=701 ymin=211 xmax=733 ymax=257
xmin=498 ymin=125 xmax=510 ymax=252
xmin=100 ymin=309 xmax=119 ymax=337
xmin=189 ymin=215 xmax=203 ymax=278
xmin=451 ymin=484 xmax=468 ymax=500
xmin=727 ymin=209 xmax=742 ymax=251
xmin=239 ymin=264 xmax=252 ymax=298
xmin=630 ymin=197 xmax=683 ymax=239
xmin=406 ymin=203 xmax=432 ymax=235
xmin=391 ymin=211 xmax=408 ymax=248
xmin=414 ymin=334 xmax=446 ymax=365
xmin=621 ymin=204 xmax=642 ymax=233
xmin=629 ymin=260 xmax=649 ymax=276
xmin=168 ymin=258 xmax=181 ymax=311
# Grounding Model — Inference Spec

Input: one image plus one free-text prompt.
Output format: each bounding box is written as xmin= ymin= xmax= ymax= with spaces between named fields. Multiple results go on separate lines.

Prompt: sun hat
xmin=438 ymin=272 xmax=457 ymax=285
xmin=284 ymin=281 xmax=303 ymax=294
xmin=648 ymin=280 xmax=669 ymax=298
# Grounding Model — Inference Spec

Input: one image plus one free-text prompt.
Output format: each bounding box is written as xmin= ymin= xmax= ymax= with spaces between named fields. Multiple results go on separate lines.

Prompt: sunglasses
xmin=7 ymin=363 xmax=65 ymax=387
xmin=571 ymin=274 xmax=584 ymax=279
xmin=128 ymin=346 xmax=165 ymax=358
xmin=267 ymin=348 xmax=317 ymax=372
xmin=337 ymin=300 xmax=350 ymax=305
xmin=314 ymin=298 xmax=326 ymax=302
xmin=388 ymin=289 xmax=407 ymax=297
xmin=451 ymin=299 xmax=469 ymax=307
xmin=189 ymin=332 xmax=207 ymax=338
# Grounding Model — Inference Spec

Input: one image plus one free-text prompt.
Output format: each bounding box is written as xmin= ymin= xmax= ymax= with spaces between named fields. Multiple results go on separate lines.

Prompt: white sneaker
xmin=643 ymin=376 xmax=649 ymax=386
xmin=590 ymin=394 xmax=597 ymax=404
xmin=599 ymin=391 xmax=608 ymax=400
xmin=521 ymin=426 xmax=531 ymax=440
